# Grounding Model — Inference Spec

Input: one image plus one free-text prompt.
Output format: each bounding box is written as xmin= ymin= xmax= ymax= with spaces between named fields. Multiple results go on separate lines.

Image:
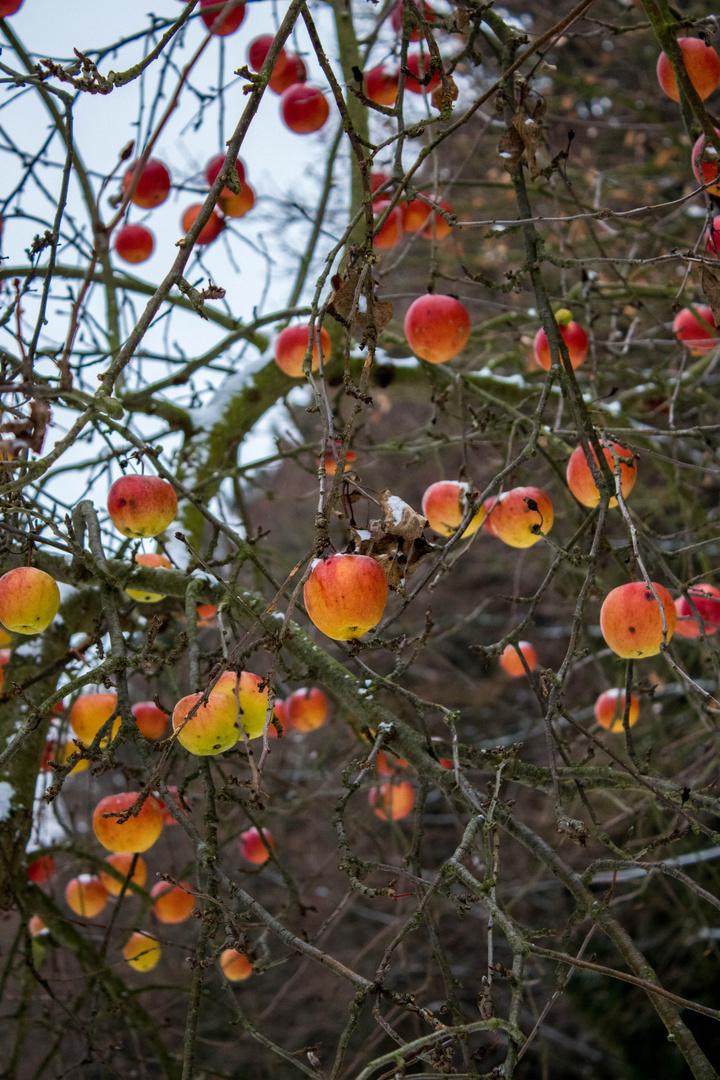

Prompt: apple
xmin=270 ymin=53 xmax=307 ymax=95
xmin=29 ymin=915 xmax=47 ymax=937
xmin=366 ymin=63 xmax=399 ymax=106
xmin=594 ymin=688 xmax=640 ymax=732
xmin=131 ymin=701 xmax=168 ymax=740
xmin=200 ymin=0 xmax=245 ymax=36
xmin=287 ymin=687 xmax=328 ymax=732
xmin=107 ymin=475 xmax=177 ymax=538
xmin=674 ymin=584 xmax=720 ymax=639
xmin=27 ymin=855 xmax=56 ymax=884
xmin=124 ymin=932 xmax=161 ymax=972
xmin=0 ymin=0 xmax=23 ymax=15
xmin=566 ymin=442 xmax=636 ymax=509
xmin=248 ymin=34 xmax=287 ymax=75
xmin=377 ymin=750 xmax=408 ymax=775
xmin=280 ymin=84 xmax=329 ymax=134
xmin=600 ymin=581 xmax=677 ymax=659
xmin=220 ymin=949 xmax=252 ymax=981
xmin=533 ymin=310 xmax=588 ymax=370
xmin=321 ymin=439 xmax=357 ymax=475
xmin=213 ymin=671 xmax=270 ymax=739
xmin=65 ymin=875 xmax=108 ymax=918
xmin=196 ymin=604 xmax=217 ymax=624
xmin=691 ymin=129 xmax=720 ymax=196
xmin=42 ymin=737 xmax=89 ymax=774
xmin=181 ymin=203 xmax=224 ymax=245
xmin=156 ymin=785 xmax=189 ymax=826
xmin=274 ymin=323 xmax=331 ymax=377
xmin=92 ymin=792 xmax=164 ymax=854
xmin=404 ymin=293 xmax=471 ymax=364
xmin=303 ymin=554 xmax=388 ymax=640
xmin=482 ymin=486 xmax=554 ymax=548
xmin=0 ymin=627 xmax=11 ymax=647
xmin=656 ymin=38 xmax=720 ymax=102
xmin=421 ymin=199 xmax=452 ymax=239
xmin=499 ymin=641 xmax=538 ymax=677
xmin=0 ymin=567 xmax=60 ymax=635
xmin=368 ymin=781 xmax=415 ymax=821
xmin=122 ymin=159 xmax=171 ymax=209
xmin=706 ymin=215 xmax=720 ymax=256
xmin=402 ymin=196 xmax=432 ymax=233
xmin=673 ymin=305 xmax=718 ymax=354
xmin=114 ymin=224 xmax=154 ymax=264
xmin=205 ymin=152 xmax=245 ymax=191
xmin=219 ymin=181 xmax=255 ymax=219
xmin=405 ymin=51 xmax=441 ymax=95
xmin=239 ymin=826 xmax=274 ymax=864
xmin=371 ymin=171 xmax=389 ymax=192
xmin=391 ymin=0 xmax=436 ymax=39
xmin=126 ymin=552 xmax=172 ymax=603
xmin=172 ymin=690 xmax=238 ymax=754
xmin=70 ymin=692 xmax=119 ymax=743
xmin=373 ymin=200 xmax=403 ymax=249
xmin=151 ymin=880 xmax=195 ymax=923
xmin=100 ymin=853 xmax=147 ymax=896
xmin=422 ymin=480 xmax=481 ymax=538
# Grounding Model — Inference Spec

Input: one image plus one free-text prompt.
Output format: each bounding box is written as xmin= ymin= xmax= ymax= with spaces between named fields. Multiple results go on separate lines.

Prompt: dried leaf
xmin=497 ymin=126 xmax=525 ymax=173
xmin=431 ymin=73 xmax=458 ymax=112
xmin=350 ymin=489 xmax=433 ymax=591
xmin=512 ymin=112 xmax=542 ymax=179
xmin=378 ymin=489 xmax=427 ymax=543
xmin=326 ymin=268 xmax=393 ymax=335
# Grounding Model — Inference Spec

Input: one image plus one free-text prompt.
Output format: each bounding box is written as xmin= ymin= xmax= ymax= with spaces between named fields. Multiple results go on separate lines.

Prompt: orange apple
xmin=404 ymin=294 xmax=471 ymax=364
xmin=656 ymin=38 xmax=720 ymax=102
xmin=673 ymin=305 xmax=718 ymax=354
xmin=29 ymin=915 xmax=47 ymax=937
xmin=286 ymin=687 xmax=328 ymax=732
xmin=92 ymin=792 xmax=163 ymax=854
xmin=65 ymin=875 xmax=108 ymax=918
xmin=269 ymin=52 xmax=306 ymax=95
xmin=238 ymin=826 xmax=274 ymax=864
xmin=594 ymin=688 xmax=640 ymax=732
xmin=132 ymin=701 xmax=168 ymax=740
xmin=377 ymin=750 xmax=408 ymax=775
xmin=674 ymin=584 xmax=720 ymax=639
xmin=533 ymin=310 xmax=588 ymax=371
xmin=182 ymin=203 xmax=224 ymax=245
xmin=499 ymin=641 xmax=538 ymax=677
xmin=27 ymin=855 xmax=56 ymax=884
xmin=0 ymin=567 xmax=60 ymax=634
xmin=70 ymin=692 xmax=119 ymax=743
xmin=373 ymin=200 xmax=403 ymax=249
xmin=421 ymin=200 xmax=452 ymax=240
xmin=107 ymin=475 xmax=177 ymax=538
xmin=196 ymin=604 xmax=218 ymax=625
xmin=100 ymin=853 xmax=147 ymax=896
xmin=151 ymin=880 xmax=195 ymax=924
xmin=219 ymin=181 xmax=255 ymax=218
xmin=274 ymin=323 xmax=331 ymax=377
xmin=566 ymin=442 xmax=636 ymax=509
xmin=369 ymin=781 xmax=415 ymax=821
xmin=482 ymin=486 xmax=554 ymax=548
xmin=172 ymin=691 xmax=238 ymax=754
xmin=126 ymin=552 xmax=172 ymax=603
xmin=123 ymin=932 xmax=162 ymax=972
xmin=303 ymin=554 xmax=388 ymax=640
xmin=366 ymin=63 xmax=399 ymax=106
xmin=220 ymin=949 xmax=252 ymax=981
xmin=422 ymin=480 xmax=481 ymax=538
xmin=320 ymin=439 xmax=357 ymax=475
xmin=213 ymin=671 xmax=270 ymax=739
xmin=600 ymin=581 xmax=677 ymax=659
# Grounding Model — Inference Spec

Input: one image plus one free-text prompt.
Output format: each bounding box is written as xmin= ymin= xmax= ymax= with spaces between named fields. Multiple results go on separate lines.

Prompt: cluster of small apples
xmin=372 ymin=172 xmax=453 ymax=251
xmin=246 ymin=34 xmax=329 ymax=134
xmin=422 ymin=480 xmax=554 ymax=549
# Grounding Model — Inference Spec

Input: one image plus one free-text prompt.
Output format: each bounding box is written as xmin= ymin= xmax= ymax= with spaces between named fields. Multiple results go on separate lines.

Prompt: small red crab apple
xmin=200 ymin=0 xmax=245 ymax=36
xmin=92 ymin=792 xmax=164 ymax=854
xmin=281 ymin=84 xmax=329 ymax=133
xmin=248 ymin=34 xmax=287 ymax=75
xmin=108 ymin=475 xmax=177 ymax=538
xmin=404 ymin=51 xmax=442 ymax=95
xmin=482 ymin=486 xmax=554 ymax=549
xmin=0 ymin=567 xmax=60 ymax=635
xmin=566 ymin=442 xmax=637 ymax=509
xmin=221 ymin=950 xmax=252 ymax=981
xmin=533 ymin=309 xmax=588 ymax=371
xmin=656 ymin=38 xmax=720 ymax=102
xmin=181 ymin=204 xmax=224 ymax=245
xmin=172 ymin=691 xmax=238 ymax=755
xmin=114 ymin=224 xmax=154 ymax=264
xmin=422 ymin=480 xmax=481 ymax=538
xmin=304 ymin=554 xmax=388 ymax=641
xmin=131 ymin=701 xmax=168 ymax=740
xmin=27 ymin=855 xmax=56 ymax=885
xmin=600 ymin=581 xmax=677 ymax=659
xmin=205 ymin=152 xmax=245 ymax=192
xmin=673 ymin=305 xmax=718 ymax=354
xmin=674 ymin=584 xmax=720 ymax=639
xmin=594 ymin=688 xmax=640 ymax=732
xmin=270 ymin=53 xmax=307 ymax=95
xmin=365 ymin=63 xmax=399 ymax=106
xmin=122 ymin=159 xmax=171 ymax=209
xmin=499 ymin=642 xmax=538 ymax=678
xmin=239 ymin=826 xmax=274 ymax=864
xmin=404 ymin=294 xmax=471 ymax=364
xmin=274 ymin=323 xmax=331 ymax=378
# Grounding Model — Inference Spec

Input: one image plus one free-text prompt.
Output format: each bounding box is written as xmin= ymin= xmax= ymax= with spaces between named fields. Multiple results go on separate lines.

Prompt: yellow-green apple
xmin=123 ymin=932 xmax=161 ymax=972
xmin=499 ymin=641 xmax=538 ymax=677
xmin=657 ymin=38 xmax=720 ymax=101
xmin=65 ymin=875 xmax=108 ymax=918
xmin=566 ymin=442 xmax=636 ymax=508
xmin=107 ymin=475 xmax=177 ymax=538
xmin=131 ymin=701 xmax=168 ymax=740
xmin=100 ymin=853 xmax=147 ymax=896
xmin=0 ymin=567 xmax=60 ymax=634
xmin=404 ymin=294 xmax=470 ymax=363
xmin=422 ymin=480 xmax=480 ymax=537
xmin=303 ymin=554 xmax=388 ymax=640
xmin=287 ymin=687 xmax=328 ymax=732
xmin=212 ymin=670 xmax=270 ymax=739
xmin=172 ymin=690 xmax=238 ymax=754
xmin=238 ymin=826 xmax=274 ymax=864
xmin=151 ymin=880 xmax=195 ymax=923
xmin=126 ymin=552 xmax=172 ymax=602
xmin=220 ymin=949 xmax=252 ymax=981
xmin=70 ymin=692 xmax=119 ymax=743
xmin=600 ymin=581 xmax=677 ymax=658
xmin=92 ymin=792 xmax=163 ymax=854
xmin=594 ymin=688 xmax=640 ymax=732
xmin=533 ymin=310 xmax=588 ymax=370
xmin=482 ymin=486 xmax=554 ymax=548
xmin=369 ymin=780 xmax=415 ymax=821
xmin=274 ymin=323 xmax=330 ymax=377
xmin=674 ymin=584 xmax=720 ymax=639
xmin=673 ymin=305 xmax=718 ymax=354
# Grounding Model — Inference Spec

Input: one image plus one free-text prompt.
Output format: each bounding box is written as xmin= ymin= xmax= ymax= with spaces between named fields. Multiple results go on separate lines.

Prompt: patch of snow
xmin=0 ymin=781 xmax=14 ymax=820
xmin=355 ymin=529 xmax=371 ymax=540
xmin=15 ymin=638 xmax=45 ymax=657
xmin=386 ymin=495 xmax=410 ymax=527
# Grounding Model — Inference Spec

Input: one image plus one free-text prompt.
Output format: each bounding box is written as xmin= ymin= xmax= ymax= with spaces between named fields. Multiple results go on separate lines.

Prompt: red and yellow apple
xmin=422 ymin=480 xmax=481 ymax=538
xmin=114 ymin=224 xmax=154 ymax=264
xmin=93 ymin=792 xmax=164 ymax=854
xmin=373 ymin=200 xmax=403 ymax=249
xmin=286 ymin=687 xmax=328 ymax=732
xmin=238 ymin=826 xmax=274 ymax=864
xmin=220 ymin=181 xmax=255 ymax=218
xmin=656 ymin=38 xmax=720 ymax=102
xmin=404 ymin=294 xmax=471 ymax=364
xmin=126 ymin=552 xmax=172 ymax=603
xmin=122 ymin=159 xmax=171 ymax=209
xmin=213 ymin=671 xmax=270 ymax=739
xmin=600 ymin=581 xmax=677 ymax=659
xmin=369 ymin=781 xmax=415 ymax=821
xmin=533 ymin=310 xmax=588 ymax=371
xmin=674 ymin=584 xmax=720 ymax=639
xmin=100 ymin=853 xmax=147 ymax=896
xmin=366 ymin=63 xmax=399 ymax=106
xmin=673 ymin=305 xmax=718 ymax=354
xmin=132 ymin=701 xmax=168 ymax=740
xmin=691 ymin=129 xmax=720 ymax=196
xmin=0 ymin=567 xmax=60 ymax=635
xmin=281 ymin=84 xmax=329 ymax=133
xmin=220 ymin=949 xmax=252 ymax=981
xmin=270 ymin=52 xmax=307 ymax=94
xmin=274 ymin=323 xmax=331 ymax=377
xmin=499 ymin=641 xmax=538 ymax=677
xmin=65 ymin=875 xmax=108 ymax=918
xmin=70 ymin=692 xmax=119 ymax=743
xmin=303 ymin=554 xmax=388 ymax=640
xmin=123 ymin=932 xmax=161 ymax=972
xmin=482 ymin=486 xmax=554 ymax=548
xmin=182 ymin=203 xmax=224 ymax=245
xmin=205 ymin=152 xmax=245 ymax=192
xmin=594 ymin=688 xmax=640 ymax=732
xmin=151 ymin=880 xmax=195 ymax=923
xmin=566 ymin=442 xmax=636 ymax=509
xmin=248 ymin=34 xmax=287 ymax=75
xmin=172 ymin=690 xmax=238 ymax=754
xmin=29 ymin=915 xmax=47 ymax=937
xmin=108 ymin=475 xmax=177 ymax=538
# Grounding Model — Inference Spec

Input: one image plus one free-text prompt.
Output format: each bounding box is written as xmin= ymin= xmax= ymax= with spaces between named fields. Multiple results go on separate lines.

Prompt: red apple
xmin=196 ymin=604 xmax=218 ymax=624
xmin=114 ymin=224 xmax=154 ymax=264
xmin=124 ymin=932 xmax=161 ymax=972
xmin=499 ymin=641 xmax=538 ymax=677
xmin=422 ymin=480 xmax=481 ymax=538
xmin=200 ymin=0 xmax=245 ymax=36
xmin=281 ymin=84 xmax=329 ymax=134
xmin=205 ymin=152 xmax=245 ymax=191
xmin=182 ymin=203 xmax=224 ymax=245
xmin=691 ymin=129 xmax=720 ymax=196
xmin=377 ymin=750 xmax=408 ymax=775
xmin=151 ymin=880 xmax=195 ymax=923
xmin=673 ymin=305 xmax=718 ymax=354
xmin=132 ymin=701 xmax=168 ymax=740
xmin=172 ymin=691 xmax=238 ymax=754
xmin=594 ymin=688 xmax=640 ymax=732
xmin=674 ymin=584 xmax=720 ymax=639
xmin=93 ymin=792 xmax=164 ymax=854
xmin=373 ymin=200 xmax=403 ymax=249
xmin=369 ymin=781 xmax=415 ymax=821
xmin=156 ymin=785 xmax=189 ymax=825
xmin=421 ymin=199 xmax=452 ymax=239
xmin=122 ymin=159 xmax=171 ymax=209
xmin=366 ymin=63 xmax=399 ymax=106
xmin=600 ymin=581 xmax=677 ymax=659
xmin=706 ymin=215 xmax=720 ymax=256
xmin=402 ymin=195 xmax=431 ymax=232
xmin=221 ymin=949 xmax=252 ymax=981
xmin=219 ymin=181 xmax=255 ymax=218
xmin=126 ymin=552 xmax=172 ymax=603
xmin=566 ymin=442 xmax=636 ymax=509
xmin=371 ymin=171 xmax=389 ymax=192
xmin=107 ymin=475 xmax=177 ymax=538
xmin=213 ymin=671 xmax=270 ymax=739
xmin=482 ymin=486 xmax=554 ymax=549
xmin=404 ymin=294 xmax=471 ymax=364
xmin=656 ymin=38 xmax=720 ymax=102
xmin=239 ymin=826 xmax=274 ymax=864
xmin=287 ymin=687 xmax=328 ymax=732
xmin=304 ymin=554 xmax=388 ymax=640
xmin=65 ymin=875 xmax=108 ymax=918
xmin=270 ymin=53 xmax=307 ymax=95
xmin=0 ymin=567 xmax=59 ymax=635
xmin=100 ymin=853 xmax=147 ymax=896
xmin=405 ymin=51 xmax=441 ymax=95
xmin=70 ymin=692 xmax=119 ymax=743
xmin=390 ymin=0 xmax=436 ymax=39
xmin=0 ymin=0 xmax=23 ymax=15
xmin=248 ymin=34 xmax=287 ymax=75
xmin=533 ymin=311 xmax=588 ymax=370
xmin=27 ymin=855 xmax=56 ymax=884
xmin=274 ymin=324 xmax=331 ymax=377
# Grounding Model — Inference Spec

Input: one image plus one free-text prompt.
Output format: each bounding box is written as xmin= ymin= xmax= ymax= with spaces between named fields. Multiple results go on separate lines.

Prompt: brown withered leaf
xmin=350 ymin=489 xmax=432 ymax=591
xmin=497 ymin=126 xmax=525 ymax=173
xmin=511 ymin=112 xmax=542 ymax=179
xmin=326 ymin=267 xmax=393 ymax=335
xmin=431 ymin=73 xmax=458 ymax=112
xmin=701 ymin=264 xmax=720 ymax=328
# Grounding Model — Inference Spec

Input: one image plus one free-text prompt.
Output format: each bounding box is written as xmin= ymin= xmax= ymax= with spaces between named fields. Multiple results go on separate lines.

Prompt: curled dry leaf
xmin=511 ymin=111 xmax=542 ymax=180
xmin=326 ymin=266 xmax=394 ymax=336
xmin=350 ymin=489 xmax=433 ymax=590
xmin=431 ymin=73 xmax=458 ymax=112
